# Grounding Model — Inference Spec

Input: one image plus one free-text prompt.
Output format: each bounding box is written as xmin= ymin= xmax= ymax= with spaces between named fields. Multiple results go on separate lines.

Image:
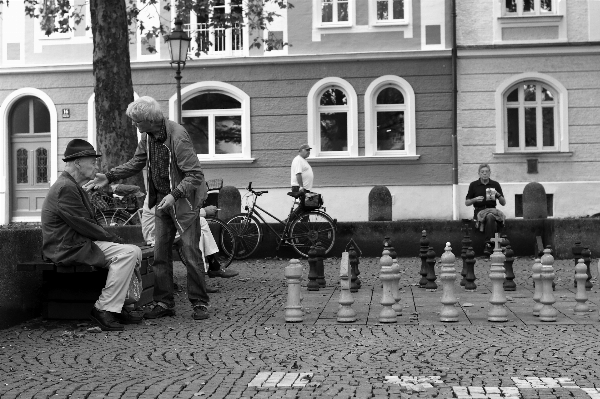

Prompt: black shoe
xmin=90 ymin=307 xmax=124 ymax=331
xmin=206 ymin=286 xmax=220 ymax=294
xmin=206 ymin=254 xmax=222 ymax=270
xmin=114 ymin=308 xmax=144 ymax=324
xmin=207 ymin=268 xmax=239 ymax=278
xmin=144 ymin=305 xmax=176 ymax=319
xmin=192 ymin=305 xmax=209 ymax=320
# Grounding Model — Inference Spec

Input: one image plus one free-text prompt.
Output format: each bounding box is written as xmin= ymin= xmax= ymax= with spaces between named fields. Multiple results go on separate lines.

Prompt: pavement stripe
xmin=276 ymin=372 xmax=299 ymax=387
xmin=247 ymin=371 xmax=271 ymax=387
xmin=582 ymin=388 xmax=600 ymax=399
xmin=262 ymin=371 xmax=286 ymax=387
xmin=247 ymin=371 xmax=314 ymax=388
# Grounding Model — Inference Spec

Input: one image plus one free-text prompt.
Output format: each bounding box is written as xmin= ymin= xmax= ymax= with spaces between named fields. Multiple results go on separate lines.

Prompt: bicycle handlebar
xmin=246 ymin=182 xmax=268 ymax=195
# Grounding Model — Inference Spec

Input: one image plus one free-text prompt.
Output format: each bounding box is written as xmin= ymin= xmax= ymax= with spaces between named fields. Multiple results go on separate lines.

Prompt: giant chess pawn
xmin=503 ymin=244 xmax=516 ymax=291
xmin=337 ymin=252 xmax=357 ymax=323
xmin=532 ymin=258 xmax=543 ymax=317
xmin=315 ymin=241 xmax=326 ymax=288
xmin=425 ymin=246 xmax=438 ymax=291
xmin=539 ymin=246 xmax=558 ymax=322
xmin=379 ymin=249 xmax=398 ymax=323
xmin=383 ymin=237 xmax=402 ymax=316
xmin=583 ymin=246 xmax=593 ymax=291
xmin=348 ymin=245 xmax=361 ymax=293
xmin=572 ymin=241 xmax=584 ymax=288
xmin=460 ymin=225 xmax=472 ymax=287
xmin=285 ymin=259 xmax=304 ymax=322
xmin=465 ymin=246 xmax=477 ymax=291
xmin=307 ymin=244 xmax=320 ymax=291
xmin=440 ymin=242 xmax=459 ymax=322
xmin=419 ymin=230 xmax=429 ymax=288
xmin=574 ymin=258 xmax=589 ymax=316
xmin=488 ymin=234 xmax=508 ymax=322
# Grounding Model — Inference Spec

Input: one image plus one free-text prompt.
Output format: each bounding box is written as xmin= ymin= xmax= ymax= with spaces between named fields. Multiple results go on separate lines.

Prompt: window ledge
xmin=498 ymin=15 xmax=563 ymax=24
xmin=372 ymin=21 xmax=410 ymax=27
xmin=309 ymin=155 xmax=420 ymax=165
xmin=198 ymin=158 xmax=255 ymax=165
xmin=316 ymin=23 xmax=353 ymax=29
xmin=493 ymin=151 xmax=572 ymax=158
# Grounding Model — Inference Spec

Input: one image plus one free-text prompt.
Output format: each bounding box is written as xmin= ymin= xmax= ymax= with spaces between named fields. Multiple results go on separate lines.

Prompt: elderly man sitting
xmin=41 ymin=139 xmax=143 ymax=331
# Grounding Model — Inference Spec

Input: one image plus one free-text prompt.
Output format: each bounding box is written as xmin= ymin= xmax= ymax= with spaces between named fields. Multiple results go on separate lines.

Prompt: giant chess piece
xmin=572 ymin=241 xmax=584 ymax=288
xmin=307 ymin=244 xmax=320 ymax=291
xmin=337 ymin=252 xmax=357 ymax=323
xmin=488 ymin=234 xmax=508 ymax=322
xmin=583 ymin=246 xmax=593 ymax=291
xmin=574 ymin=258 xmax=589 ymax=316
xmin=425 ymin=246 xmax=438 ymax=291
xmin=315 ymin=241 xmax=326 ymax=288
xmin=383 ymin=237 xmax=402 ymax=315
xmin=539 ymin=246 xmax=558 ymax=322
xmin=440 ymin=242 xmax=459 ymax=322
xmin=503 ymin=245 xmax=516 ymax=291
xmin=285 ymin=259 xmax=304 ymax=322
xmin=379 ymin=249 xmax=398 ymax=323
xmin=419 ymin=230 xmax=429 ymax=288
xmin=532 ymin=258 xmax=543 ymax=317
xmin=460 ymin=225 xmax=472 ymax=287
xmin=465 ymin=246 xmax=477 ymax=291
xmin=348 ymin=245 xmax=361 ymax=293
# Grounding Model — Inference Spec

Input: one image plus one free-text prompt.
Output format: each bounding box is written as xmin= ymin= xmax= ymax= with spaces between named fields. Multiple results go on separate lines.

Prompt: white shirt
xmin=290 ymin=154 xmax=313 ymax=190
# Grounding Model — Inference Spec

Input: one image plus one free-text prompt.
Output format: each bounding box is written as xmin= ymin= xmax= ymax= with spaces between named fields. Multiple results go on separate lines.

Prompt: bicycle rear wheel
xmin=95 ymin=209 xmax=134 ymax=226
xmin=205 ymin=217 xmax=236 ymax=268
xmin=226 ymin=213 xmax=263 ymax=259
xmin=289 ymin=210 xmax=336 ymax=258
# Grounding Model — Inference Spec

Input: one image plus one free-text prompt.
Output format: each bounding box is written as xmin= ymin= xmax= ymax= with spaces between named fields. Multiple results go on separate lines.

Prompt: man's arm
xmin=296 ymin=173 xmax=305 ymax=191
xmin=495 ymin=183 xmax=506 ymax=206
xmin=465 ymin=182 xmax=484 ymax=206
xmin=105 ymin=135 xmax=148 ymax=183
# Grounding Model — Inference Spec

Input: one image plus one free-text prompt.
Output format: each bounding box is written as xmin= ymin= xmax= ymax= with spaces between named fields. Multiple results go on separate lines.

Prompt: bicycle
xmin=90 ymin=187 xmax=143 ymax=226
xmin=225 ymin=182 xmax=337 ymax=259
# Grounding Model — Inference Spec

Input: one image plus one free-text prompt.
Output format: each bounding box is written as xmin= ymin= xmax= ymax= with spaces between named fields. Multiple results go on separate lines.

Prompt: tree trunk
xmin=90 ymin=0 xmax=145 ymax=192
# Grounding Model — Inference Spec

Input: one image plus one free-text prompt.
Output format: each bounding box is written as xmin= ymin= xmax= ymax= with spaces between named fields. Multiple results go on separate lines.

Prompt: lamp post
xmin=166 ymin=19 xmax=192 ymax=124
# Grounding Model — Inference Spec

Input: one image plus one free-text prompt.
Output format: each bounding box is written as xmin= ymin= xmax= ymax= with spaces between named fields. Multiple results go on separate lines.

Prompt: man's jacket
xmin=41 ymin=172 xmax=121 ymax=267
xmin=107 ymin=119 xmax=206 ymax=234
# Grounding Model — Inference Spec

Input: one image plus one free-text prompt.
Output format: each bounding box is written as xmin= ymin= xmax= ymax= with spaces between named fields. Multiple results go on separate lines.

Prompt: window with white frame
xmin=364 ymin=76 xmax=416 ymax=157
xmin=504 ymin=0 xmax=555 ymax=16
xmin=136 ymin=0 xmax=160 ymax=59
xmin=504 ymin=82 xmax=558 ymax=152
xmin=307 ymin=78 xmax=358 ymax=157
xmin=181 ymin=0 xmax=246 ymax=57
xmin=375 ymin=0 xmax=406 ymax=23
xmin=319 ymin=0 xmax=352 ymax=26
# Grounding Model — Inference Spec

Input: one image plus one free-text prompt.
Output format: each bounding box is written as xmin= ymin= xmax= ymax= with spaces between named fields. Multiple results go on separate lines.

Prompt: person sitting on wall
xmin=465 ymin=163 xmax=507 ymax=254
xmin=41 ymin=139 xmax=143 ymax=331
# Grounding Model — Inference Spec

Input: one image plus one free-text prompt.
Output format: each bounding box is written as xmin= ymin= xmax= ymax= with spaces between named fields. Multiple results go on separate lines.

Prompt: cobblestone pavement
xmin=1 ymin=254 xmax=600 ymax=399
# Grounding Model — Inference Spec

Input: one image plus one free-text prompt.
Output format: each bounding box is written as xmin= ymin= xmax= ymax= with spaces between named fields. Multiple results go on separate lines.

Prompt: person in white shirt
xmin=291 ymin=144 xmax=314 ymax=193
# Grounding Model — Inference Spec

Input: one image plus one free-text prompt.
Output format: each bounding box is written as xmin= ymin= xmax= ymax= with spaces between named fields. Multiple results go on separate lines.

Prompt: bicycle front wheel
xmin=205 ymin=217 xmax=236 ymax=268
xmin=95 ymin=209 xmax=134 ymax=226
xmin=289 ymin=210 xmax=336 ymax=258
xmin=226 ymin=213 xmax=263 ymax=259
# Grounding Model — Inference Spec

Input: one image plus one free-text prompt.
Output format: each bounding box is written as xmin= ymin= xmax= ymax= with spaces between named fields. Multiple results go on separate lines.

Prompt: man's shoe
xmin=144 ymin=305 xmax=175 ymax=319
xmin=207 ymin=268 xmax=239 ymax=278
xmin=90 ymin=307 xmax=124 ymax=331
xmin=114 ymin=308 xmax=144 ymax=324
xmin=192 ymin=305 xmax=209 ymax=320
xmin=206 ymin=286 xmax=220 ymax=294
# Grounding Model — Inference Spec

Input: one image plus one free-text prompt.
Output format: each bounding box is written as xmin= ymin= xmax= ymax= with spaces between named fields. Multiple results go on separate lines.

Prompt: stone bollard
xmin=383 ymin=237 xmax=402 ymax=316
xmin=523 ymin=182 xmax=548 ymax=219
xmin=583 ymin=246 xmax=593 ymax=291
xmin=419 ymin=230 xmax=429 ymax=288
xmin=532 ymin=258 xmax=543 ymax=317
xmin=218 ymin=186 xmax=241 ymax=222
xmin=465 ymin=246 xmax=477 ymax=291
xmin=574 ymin=258 xmax=589 ymax=316
xmin=488 ymin=234 xmax=508 ymax=322
xmin=368 ymin=186 xmax=393 ymax=221
xmin=285 ymin=259 xmax=304 ymax=322
xmin=440 ymin=242 xmax=459 ymax=323
xmin=337 ymin=252 xmax=357 ymax=323
xmin=315 ymin=242 xmax=326 ymax=288
xmin=460 ymin=224 xmax=472 ymax=287
xmin=348 ymin=245 xmax=361 ymax=292
xmin=572 ymin=241 xmax=584 ymax=288
xmin=503 ymin=245 xmax=516 ymax=291
xmin=307 ymin=244 xmax=320 ymax=291
xmin=539 ymin=246 xmax=558 ymax=322
xmin=425 ymin=246 xmax=438 ymax=291
xmin=379 ymin=249 xmax=397 ymax=323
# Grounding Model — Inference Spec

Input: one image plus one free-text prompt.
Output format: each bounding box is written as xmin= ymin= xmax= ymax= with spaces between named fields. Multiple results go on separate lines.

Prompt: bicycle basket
xmin=303 ymin=192 xmax=323 ymax=210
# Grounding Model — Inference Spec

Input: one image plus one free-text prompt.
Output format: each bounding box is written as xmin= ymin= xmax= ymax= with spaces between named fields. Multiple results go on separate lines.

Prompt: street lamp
xmin=166 ymin=19 xmax=192 ymax=124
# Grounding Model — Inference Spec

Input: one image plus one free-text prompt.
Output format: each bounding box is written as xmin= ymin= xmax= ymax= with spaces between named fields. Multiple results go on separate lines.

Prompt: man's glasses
xmin=131 ymin=119 xmax=144 ymax=127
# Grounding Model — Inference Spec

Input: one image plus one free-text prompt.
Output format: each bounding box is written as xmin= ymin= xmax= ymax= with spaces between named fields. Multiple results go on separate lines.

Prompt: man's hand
xmin=204 ymin=205 xmax=218 ymax=217
xmin=83 ymin=173 xmax=109 ymax=192
xmin=299 ymin=187 xmax=305 ymax=192
xmin=474 ymin=196 xmax=484 ymax=203
xmin=157 ymin=194 xmax=176 ymax=210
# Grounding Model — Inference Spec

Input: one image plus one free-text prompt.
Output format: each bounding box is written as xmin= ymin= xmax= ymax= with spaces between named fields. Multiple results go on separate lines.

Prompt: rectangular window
xmin=377 ymin=0 xmax=404 ymax=21
xmin=183 ymin=116 xmax=209 ymax=154
xmin=524 ymin=108 xmax=537 ymax=147
xmin=505 ymin=0 xmax=555 ymax=16
xmin=542 ymin=107 xmax=554 ymax=147
xmin=376 ymin=111 xmax=404 ymax=151
xmin=321 ymin=0 xmax=349 ymax=24
xmin=215 ymin=116 xmax=242 ymax=154
xmin=320 ymin=113 xmax=348 ymax=151
xmin=507 ymin=108 xmax=519 ymax=147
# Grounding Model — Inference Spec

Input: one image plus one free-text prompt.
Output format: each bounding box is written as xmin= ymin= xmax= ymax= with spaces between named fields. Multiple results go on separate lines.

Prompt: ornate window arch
xmin=365 ymin=75 xmax=416 ymax=157
xmin=495 ymin=73 xmax=568 ymax=153
xmin=307 ymin=77 xmax=358 ymax=157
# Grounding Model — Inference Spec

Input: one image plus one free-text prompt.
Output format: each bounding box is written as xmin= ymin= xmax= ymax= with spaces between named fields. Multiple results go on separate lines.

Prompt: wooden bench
xmin=17 ymin=245 xmax=155 ymax=320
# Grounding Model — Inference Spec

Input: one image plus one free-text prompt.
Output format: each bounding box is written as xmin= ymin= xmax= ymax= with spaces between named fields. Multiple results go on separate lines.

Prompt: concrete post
xmin=574 ymin=258 xmax=589 ymax=316
xmin=379 ymin=249 xmax=397 ymax=323
xmin=285 ymin=259 xmax=303 ymax=322
xmin=337 ymin=252 xmax=357 ymax=323
xmin=539 ymin=246 xmax=558 ymax=322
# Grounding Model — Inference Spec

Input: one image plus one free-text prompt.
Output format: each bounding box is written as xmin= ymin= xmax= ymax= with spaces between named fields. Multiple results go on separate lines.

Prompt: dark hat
xmin=299 ymin=144 xmax=312 ymax=151
xmin=62 ymin=139 xmax=102 ymax=162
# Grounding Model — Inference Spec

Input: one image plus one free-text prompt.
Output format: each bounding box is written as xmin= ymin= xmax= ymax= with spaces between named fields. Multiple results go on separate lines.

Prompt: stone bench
xmin=16 ymin=244 xmax=155 ymax=320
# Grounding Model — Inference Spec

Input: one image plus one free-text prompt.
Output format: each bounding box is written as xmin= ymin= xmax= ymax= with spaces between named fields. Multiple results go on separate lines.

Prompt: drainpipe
xmin=451 ymin=0 xmax=459 ymax=220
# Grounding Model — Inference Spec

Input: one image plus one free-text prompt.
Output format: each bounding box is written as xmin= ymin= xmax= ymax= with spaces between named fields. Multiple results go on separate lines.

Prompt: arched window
xmin=365 ymin=75 xmax=416 ymax=157
xmin=9 ymin=96 xmax=50 ymax=134
xmin=307 ymin=77 xmax=358 ymax=157
xmin=496 ymin=74 xmax=568 ymax=154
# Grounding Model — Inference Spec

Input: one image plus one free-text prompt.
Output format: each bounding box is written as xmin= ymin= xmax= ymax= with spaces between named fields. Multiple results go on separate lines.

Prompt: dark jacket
xmin=41 ymin=172 xmax=122 ymax=267
xmin=107 ymin=119 xmax=206 ymax=234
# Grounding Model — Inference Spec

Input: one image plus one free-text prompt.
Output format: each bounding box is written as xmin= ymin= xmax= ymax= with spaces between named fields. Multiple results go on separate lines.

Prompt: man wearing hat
xmin=41 ymin=139 xmax=143 ymax=331
xmin=291 ymin=144 xmax=314 ymax=193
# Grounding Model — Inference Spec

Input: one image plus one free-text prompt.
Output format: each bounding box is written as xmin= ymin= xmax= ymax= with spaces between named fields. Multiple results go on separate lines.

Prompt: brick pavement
xmin=1 ymin=254 xmax=600 ymax=399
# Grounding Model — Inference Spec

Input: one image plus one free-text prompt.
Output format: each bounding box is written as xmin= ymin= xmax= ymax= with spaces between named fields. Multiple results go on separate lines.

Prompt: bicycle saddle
xmin=287 ymin=192 xmax=304 ymax=198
